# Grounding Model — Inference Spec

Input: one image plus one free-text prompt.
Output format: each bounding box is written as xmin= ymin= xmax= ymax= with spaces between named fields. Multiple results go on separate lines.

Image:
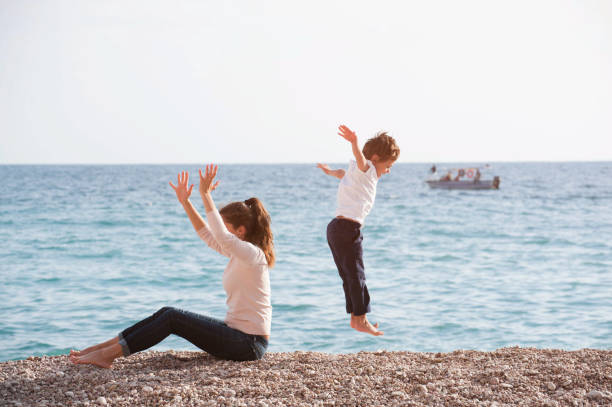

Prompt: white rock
xmin=96 ymin=396 xmax=107 ymax=405
xmin=547 ymin=382 xmax=556 ymax=391
xmin=586 ymin=390 xmax=604 ymax=400
xmin=65 ymin=391 xmax=75 ymax=397
xmin=142 ymin=385 xmax=154 ymax=393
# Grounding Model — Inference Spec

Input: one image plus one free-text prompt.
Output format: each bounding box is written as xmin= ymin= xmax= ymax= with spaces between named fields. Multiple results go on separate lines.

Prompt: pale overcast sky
xmin=1 ymin=0 xmax=611 ymax=164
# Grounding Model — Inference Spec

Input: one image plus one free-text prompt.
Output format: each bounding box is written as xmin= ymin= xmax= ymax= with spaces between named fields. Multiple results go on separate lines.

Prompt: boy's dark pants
xmin=326 ymin=217 xmax=371 ymax=316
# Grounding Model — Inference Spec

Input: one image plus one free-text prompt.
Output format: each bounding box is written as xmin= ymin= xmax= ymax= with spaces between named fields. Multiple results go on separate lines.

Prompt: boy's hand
xmin=199 ymin=164 xmax=220 ymax=196
xmin=317 ymin=163 xmax=332 ymax=175
xmin=338 ymin=125 xmax=357 ymax=144
xmin=317 ymin=163 xmax=345 ymax=179
xmin=338 ymin=124 xmax=368 ymax=172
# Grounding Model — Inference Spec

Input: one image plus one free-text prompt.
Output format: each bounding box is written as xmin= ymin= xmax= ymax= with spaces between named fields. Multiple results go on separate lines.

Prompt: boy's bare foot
xmin=350 ymin=314 xmax=384 ymax=336
xmin=70 ymin=344 xmax=122 ymax=369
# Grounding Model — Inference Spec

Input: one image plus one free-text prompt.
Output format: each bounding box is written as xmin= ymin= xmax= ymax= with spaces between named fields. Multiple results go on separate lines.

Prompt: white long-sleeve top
xmin=197 ymin=207 xmax=271 ymax=336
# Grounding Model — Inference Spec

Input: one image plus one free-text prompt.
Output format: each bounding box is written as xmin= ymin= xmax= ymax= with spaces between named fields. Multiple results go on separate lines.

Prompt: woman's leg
xmin=68 ymin=307 xmax=173 ymax=360
xmin=120 ymin=307 xmax=263 ymax=361
xmin=70 ymin=341 xmax=122 ymax=369
xmin=70 ymin=336 xmax=118 ymax=357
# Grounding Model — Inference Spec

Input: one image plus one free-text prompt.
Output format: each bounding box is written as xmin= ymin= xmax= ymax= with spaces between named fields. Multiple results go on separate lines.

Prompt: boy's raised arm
xmin=338 ymin=125 xmax=368 ymax=172
xmin=317 ymin=163 xmax=345 ymax=179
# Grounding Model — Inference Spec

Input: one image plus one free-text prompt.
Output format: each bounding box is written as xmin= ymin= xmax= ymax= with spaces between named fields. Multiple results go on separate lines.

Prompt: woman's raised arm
xmin=199 ymin=164 xmax=266 ymax=265
xmin=170 ymin=171 xmax=205 ymax=232
xmin=170 ymin=170 xmax=228 ymax=256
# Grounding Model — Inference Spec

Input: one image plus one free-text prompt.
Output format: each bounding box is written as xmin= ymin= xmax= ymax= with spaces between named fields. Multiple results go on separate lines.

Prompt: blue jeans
xmin=118 ymin=307 xmax=268 ymax=361
xmin=327 ymin=218 xmax=371 ymax=316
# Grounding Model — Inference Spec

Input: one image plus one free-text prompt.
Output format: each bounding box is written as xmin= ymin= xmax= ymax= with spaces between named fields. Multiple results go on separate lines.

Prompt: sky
xmin=1 ymin=0 xmax=611 ymax=164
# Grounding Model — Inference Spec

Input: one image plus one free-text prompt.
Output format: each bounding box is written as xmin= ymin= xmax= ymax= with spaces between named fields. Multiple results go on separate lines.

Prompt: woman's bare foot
xmin=70 ymin=337 xmax=119 ymax=358
xmin=350 ymin=314 xmax=384 ymax=336
xmin=70 ymin=343 xmax=122 ymax=369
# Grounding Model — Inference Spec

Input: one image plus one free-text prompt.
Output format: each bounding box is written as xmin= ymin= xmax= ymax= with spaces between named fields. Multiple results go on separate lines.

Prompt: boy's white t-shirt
xmin=335 ymin=159 xmax=379 ymax=225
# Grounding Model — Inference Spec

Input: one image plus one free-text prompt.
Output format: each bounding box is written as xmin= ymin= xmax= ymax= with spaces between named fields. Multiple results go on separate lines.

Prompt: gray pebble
xmin=586 ymin=390 xmax=603 ymax=400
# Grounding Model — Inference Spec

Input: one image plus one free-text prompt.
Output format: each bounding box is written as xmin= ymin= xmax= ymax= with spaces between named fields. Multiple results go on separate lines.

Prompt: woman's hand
xmin=199 ymin=164 xmax=220 ymax=197
xmin=169 ymin=171 xmax=194 ymax=204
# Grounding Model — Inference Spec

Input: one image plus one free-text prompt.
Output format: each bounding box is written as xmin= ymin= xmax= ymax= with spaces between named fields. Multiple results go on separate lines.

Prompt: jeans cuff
xmin=118 ymin=332 xmax=131 ymax=356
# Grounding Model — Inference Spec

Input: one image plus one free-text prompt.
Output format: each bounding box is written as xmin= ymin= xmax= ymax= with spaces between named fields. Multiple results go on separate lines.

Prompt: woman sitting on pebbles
xmin=70 ymin=164 xmax=274 ymax=368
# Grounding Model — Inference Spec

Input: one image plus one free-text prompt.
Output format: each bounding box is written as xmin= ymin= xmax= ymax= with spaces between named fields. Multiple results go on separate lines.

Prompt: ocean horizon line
xmin=1 ymin=159 xmax=611 ymax=166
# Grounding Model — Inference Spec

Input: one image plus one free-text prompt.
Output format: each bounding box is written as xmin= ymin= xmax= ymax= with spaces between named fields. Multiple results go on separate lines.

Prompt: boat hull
xmin=426 ymin=179 xmax=500 ymax=190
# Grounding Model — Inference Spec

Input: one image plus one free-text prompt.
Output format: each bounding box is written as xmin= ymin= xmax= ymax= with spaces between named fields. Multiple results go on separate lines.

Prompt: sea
xmin=1 ymin=163 xmax=611 ymax=361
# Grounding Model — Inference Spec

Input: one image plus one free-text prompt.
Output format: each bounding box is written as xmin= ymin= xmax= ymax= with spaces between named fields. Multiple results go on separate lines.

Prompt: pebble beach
xmin=1 ymin=348 xmax=611 ymax=406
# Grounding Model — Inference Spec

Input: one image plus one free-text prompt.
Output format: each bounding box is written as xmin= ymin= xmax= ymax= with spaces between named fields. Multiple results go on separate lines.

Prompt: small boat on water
xmin=426 ymin=165 xmax=500 ymax=190
xmin=426 ymin=177 xmax=500 ymax=190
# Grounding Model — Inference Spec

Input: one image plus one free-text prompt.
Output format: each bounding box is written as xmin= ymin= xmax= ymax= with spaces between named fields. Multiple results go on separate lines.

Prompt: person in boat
xmin=440 ymin=171 xmax=452 ymax=181
xmin=474 ymin=169 xmax=481 ymax=183
xmin=427 ymin=165 xmax=438 ymax=181
xmin=454 ymin=168 xmax=465 ymax=181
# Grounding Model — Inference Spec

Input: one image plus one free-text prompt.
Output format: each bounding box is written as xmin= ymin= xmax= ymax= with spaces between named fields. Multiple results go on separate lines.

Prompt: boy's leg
xmin=341 ymin=228 xmax=371 ymax=316
xmin=327 ymin=219 xmax=353 ymax=314
xmin=327 ymin=219 xmax=374 ymax=316
xmin=328 ymin=219 xmax=383 ymax=336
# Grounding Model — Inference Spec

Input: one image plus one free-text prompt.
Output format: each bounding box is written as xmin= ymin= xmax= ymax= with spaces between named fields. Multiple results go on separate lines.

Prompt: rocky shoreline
xmin=1 ymin=347 xmax=611 ymax=406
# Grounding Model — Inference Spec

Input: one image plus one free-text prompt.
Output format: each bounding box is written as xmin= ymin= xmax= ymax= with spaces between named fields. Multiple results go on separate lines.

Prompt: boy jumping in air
xmin=318 ymin=124 xmax=400 ymax=336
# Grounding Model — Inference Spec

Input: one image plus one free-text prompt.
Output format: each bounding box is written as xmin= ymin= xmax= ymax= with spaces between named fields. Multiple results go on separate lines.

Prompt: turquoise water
xmin=1 ymin=163 xmax=611 ymax=361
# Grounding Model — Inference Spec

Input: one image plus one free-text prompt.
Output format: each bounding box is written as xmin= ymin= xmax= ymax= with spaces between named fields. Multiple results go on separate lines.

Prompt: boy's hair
xmin=362 ymin=132 xmax=400 ymax=161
